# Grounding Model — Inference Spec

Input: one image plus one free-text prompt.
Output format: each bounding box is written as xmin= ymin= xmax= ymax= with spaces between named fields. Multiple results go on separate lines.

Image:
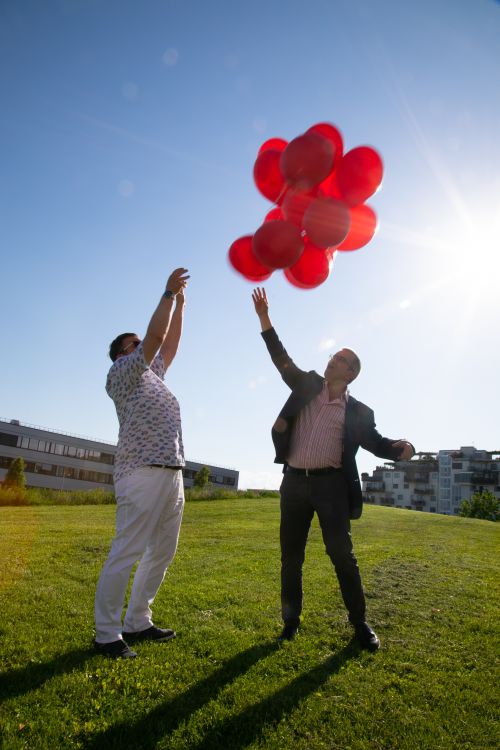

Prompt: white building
xmin=362 ymin=446 xmax=500 ymax=515
xmin=0 ymin=418 xmax=238 ymax=492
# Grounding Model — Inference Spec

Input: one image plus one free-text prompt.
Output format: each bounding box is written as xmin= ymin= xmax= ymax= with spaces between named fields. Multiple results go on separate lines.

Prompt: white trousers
xmin=94 ymin=466 xmax=184 ymax=644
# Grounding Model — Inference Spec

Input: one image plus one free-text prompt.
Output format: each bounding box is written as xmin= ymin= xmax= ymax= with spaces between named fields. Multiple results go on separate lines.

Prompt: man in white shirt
xmin=94 ymin=267 xmax=189 ymax=658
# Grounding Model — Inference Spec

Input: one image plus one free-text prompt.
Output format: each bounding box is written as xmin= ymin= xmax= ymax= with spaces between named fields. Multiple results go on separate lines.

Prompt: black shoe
xmin=278 ymin=624 xmax=299 ymax=642
xmin=94 ymin=639 xmax=137 ymax=659
xmin=353 ymin=622 xmax=380 ymax=652
xmin=122 ymin=625 xmax=176 ymax=642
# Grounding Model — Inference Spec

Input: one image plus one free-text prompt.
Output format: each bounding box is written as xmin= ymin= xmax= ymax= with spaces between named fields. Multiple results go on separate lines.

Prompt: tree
xmin=459 ymin=490 xmax=499 ymax=521
xmin=3 ymin=457 xmax=26 ymax=489
xmin=194 ymin=466 xmax=211 ymax=488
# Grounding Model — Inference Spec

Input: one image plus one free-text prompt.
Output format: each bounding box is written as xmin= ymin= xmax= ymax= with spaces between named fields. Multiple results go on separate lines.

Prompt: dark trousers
xmin=279 ymin=470 xmax=366 ymax=627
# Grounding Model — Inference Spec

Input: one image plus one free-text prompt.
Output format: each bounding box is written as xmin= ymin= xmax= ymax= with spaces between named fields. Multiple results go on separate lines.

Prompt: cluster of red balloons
xmin=228 ymin=122 xmax=383 ymax=289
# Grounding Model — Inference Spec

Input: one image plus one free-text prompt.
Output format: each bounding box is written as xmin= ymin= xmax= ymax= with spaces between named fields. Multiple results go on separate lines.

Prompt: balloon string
xmin=277 ymin=184 xmax=289 ymax=206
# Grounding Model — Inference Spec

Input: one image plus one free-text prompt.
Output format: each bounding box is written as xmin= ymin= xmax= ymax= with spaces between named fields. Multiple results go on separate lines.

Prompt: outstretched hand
xmin=166 ymin=268 xmax=190 ymax=295
xmin=393 ymin=440 xmax=415 ymax=461
xmin=252 ymin=287 xmax=269 ymax=316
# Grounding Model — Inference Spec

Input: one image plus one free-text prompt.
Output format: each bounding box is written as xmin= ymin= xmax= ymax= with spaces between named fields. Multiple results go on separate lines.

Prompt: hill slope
xmin=0 ymin=501 xmax=498 ymax=749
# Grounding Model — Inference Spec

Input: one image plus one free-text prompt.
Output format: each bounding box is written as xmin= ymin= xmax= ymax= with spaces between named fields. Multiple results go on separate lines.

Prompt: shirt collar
xmin=322 ymin=381 xmax=349 ymax=403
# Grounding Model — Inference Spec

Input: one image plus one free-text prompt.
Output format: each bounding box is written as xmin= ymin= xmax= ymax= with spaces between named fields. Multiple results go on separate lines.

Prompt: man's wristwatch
xmin=163 ymin=290 xmax=175 ymax=300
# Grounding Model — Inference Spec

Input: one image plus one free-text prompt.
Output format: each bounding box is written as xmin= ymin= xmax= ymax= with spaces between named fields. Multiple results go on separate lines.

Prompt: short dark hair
xmin=109 ymin=332 xmax=137 ymax=362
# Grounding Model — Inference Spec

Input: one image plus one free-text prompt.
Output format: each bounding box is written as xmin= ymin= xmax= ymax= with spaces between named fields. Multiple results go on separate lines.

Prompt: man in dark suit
xmin=252 ymin=287 xmax=414 ymax=651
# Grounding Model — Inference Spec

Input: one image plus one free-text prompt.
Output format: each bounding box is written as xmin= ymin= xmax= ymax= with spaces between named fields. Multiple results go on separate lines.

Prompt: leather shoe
xmin=122 ymin=626 xmax=176 ymax=642
xmin=94 ymin=639 xmax=137 ymax=659
xmin=278 ymin=624 xmax=298 ymax=642
xmin=354 ymin=622 xmax=380 ymax=652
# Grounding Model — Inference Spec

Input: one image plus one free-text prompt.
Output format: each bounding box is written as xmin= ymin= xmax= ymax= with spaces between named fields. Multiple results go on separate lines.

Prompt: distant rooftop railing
xmin=0 ymin=417 xmax=116 ymax=446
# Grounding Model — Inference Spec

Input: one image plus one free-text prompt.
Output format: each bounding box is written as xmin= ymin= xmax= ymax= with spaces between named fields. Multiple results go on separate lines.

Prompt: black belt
xmin=286 ymin=466 xmax=341 ymax=476
xmin=148 ymin=464 xmax=183 ymax=471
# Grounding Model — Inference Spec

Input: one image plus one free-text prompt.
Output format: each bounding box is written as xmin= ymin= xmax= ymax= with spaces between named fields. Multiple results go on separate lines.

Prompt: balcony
xmin=365 ymin=482 xmax=384 ymax=491
xmin=471 ymin=473 xmax=498 ymax=485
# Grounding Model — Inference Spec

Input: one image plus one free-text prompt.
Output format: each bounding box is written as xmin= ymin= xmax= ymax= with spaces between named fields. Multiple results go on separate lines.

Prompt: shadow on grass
xmin=0 ymin=647 xmax=93 ymax=701
xmin=83 ymin=640 xmax=358 ymax=750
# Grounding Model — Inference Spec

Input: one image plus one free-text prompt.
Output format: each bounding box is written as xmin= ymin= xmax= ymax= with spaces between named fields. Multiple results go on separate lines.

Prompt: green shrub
xmin=460 ymin=490 xmax=499 ymax=521
xmin=0 ymin=485 xmax=28 ymax=506
xmin=0 ymin=483 xmax=278 ymax=506
xmin=2 ymin=456 xmax=26 ymax=490
xmin=21 ymin=487 xmax=116 ymax=506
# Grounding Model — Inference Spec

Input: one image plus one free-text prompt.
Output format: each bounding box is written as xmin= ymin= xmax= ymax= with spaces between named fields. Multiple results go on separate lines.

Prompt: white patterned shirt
xmin=287 ymin=382 xmax=348 ymax=469
xmin=106 ymin=343 xmax=184 ymax=482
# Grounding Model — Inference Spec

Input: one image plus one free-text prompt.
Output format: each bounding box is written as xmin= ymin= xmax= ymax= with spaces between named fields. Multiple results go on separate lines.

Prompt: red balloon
xmin=258 ymin=138 xmax=288 ymax=155
xmin=280 ymin=132 xmax=334 ymax=190
xmin=264 ymin=206 xmax=284 ymax=222
xmin=307 ymin=122 xmax=343 ymax=170
xmin=252 ymin=220 xmax=304 ymax=269
xmin=318 ymin=168 xmax=343 ymax=199
xmin=253 ymin=149 xmax=287 ymax=203
xmin=336 ymin=146 xmax=383 ymax=206
xmin=303 ymin=197 xmax=351 ymax=249
xmin=284 ymin=240 xmax=333 ymax=289
xmin=228 ymin=235 xmax=272 ymax=282
xmin=337 ymin=204 xmax=378 ymax=251
xmin=282 ymin=188 xmax=316 ymax=227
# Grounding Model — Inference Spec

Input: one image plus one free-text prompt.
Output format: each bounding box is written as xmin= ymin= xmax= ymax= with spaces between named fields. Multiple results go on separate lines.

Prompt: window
xmin=34 ymin=463 xmax=54 ymax=475
xmin=29 ymin=438 xmax=39 ymax=450
xmin=100 ymin=452 xmax=115 ymax=465
xmin=0 ymin=432 xmax=18 ymax=447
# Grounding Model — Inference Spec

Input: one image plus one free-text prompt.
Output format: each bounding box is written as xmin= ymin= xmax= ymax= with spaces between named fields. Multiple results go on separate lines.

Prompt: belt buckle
xmin=305 ymin=468 xmax=310 ymax=477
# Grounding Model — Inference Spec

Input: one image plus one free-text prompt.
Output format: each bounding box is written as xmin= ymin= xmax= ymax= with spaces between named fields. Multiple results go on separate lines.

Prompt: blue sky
xmin=1 ymin=0 xmax=499 ymax=488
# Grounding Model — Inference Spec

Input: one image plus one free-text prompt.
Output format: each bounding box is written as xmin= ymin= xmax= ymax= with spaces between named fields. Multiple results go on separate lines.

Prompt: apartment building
xmin=362 ymin=446 xmax=500 ymax=515
xmin=0 ymin=418 xmax=239 ymax=492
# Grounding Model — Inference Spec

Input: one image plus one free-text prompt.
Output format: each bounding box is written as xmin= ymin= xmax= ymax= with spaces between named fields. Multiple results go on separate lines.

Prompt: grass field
xmin=0 ymin=499 xmax=498 ymax=749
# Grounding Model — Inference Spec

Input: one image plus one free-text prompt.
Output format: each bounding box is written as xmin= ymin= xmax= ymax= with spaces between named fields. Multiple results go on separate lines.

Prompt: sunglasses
xmin=119 ymin=339 xmax=141 ymax=355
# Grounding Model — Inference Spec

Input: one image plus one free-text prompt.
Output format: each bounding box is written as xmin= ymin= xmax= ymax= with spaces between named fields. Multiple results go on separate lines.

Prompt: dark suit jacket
xmin=262 ymin=327 xmax=407 ymax=520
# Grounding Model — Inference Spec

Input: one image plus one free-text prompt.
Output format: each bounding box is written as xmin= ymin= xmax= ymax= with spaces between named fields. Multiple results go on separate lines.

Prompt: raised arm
xmin=142 ymin=268 xmax=189 ymax=365
xmin=252 ymin=287 xmax=305 ymax=390
xmin=252 ymin=287 xmax=272 ymax=331
xmin=159 ymin=287 xmax=185 ymax=370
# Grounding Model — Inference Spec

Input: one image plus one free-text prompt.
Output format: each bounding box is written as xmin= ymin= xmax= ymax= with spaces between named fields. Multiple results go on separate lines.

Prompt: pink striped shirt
xmin=286 ymin=382 xmax=348 ymax=469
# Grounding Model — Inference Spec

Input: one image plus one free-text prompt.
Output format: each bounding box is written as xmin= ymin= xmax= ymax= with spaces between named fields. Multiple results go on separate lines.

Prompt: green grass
xmin=0 ymin=500 xmax=498 ymax=749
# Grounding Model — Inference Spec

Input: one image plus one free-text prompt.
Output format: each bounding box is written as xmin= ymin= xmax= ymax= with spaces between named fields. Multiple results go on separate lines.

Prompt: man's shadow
xmin=0 ymin=647 xmax=94 ymax=702
xmin=83 ymin=639 xmax=358 ymax=750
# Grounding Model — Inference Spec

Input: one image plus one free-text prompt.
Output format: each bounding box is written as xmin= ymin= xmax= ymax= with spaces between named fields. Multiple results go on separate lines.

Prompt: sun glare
xmin=384 ymin=189 xmax=500 ymax=315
